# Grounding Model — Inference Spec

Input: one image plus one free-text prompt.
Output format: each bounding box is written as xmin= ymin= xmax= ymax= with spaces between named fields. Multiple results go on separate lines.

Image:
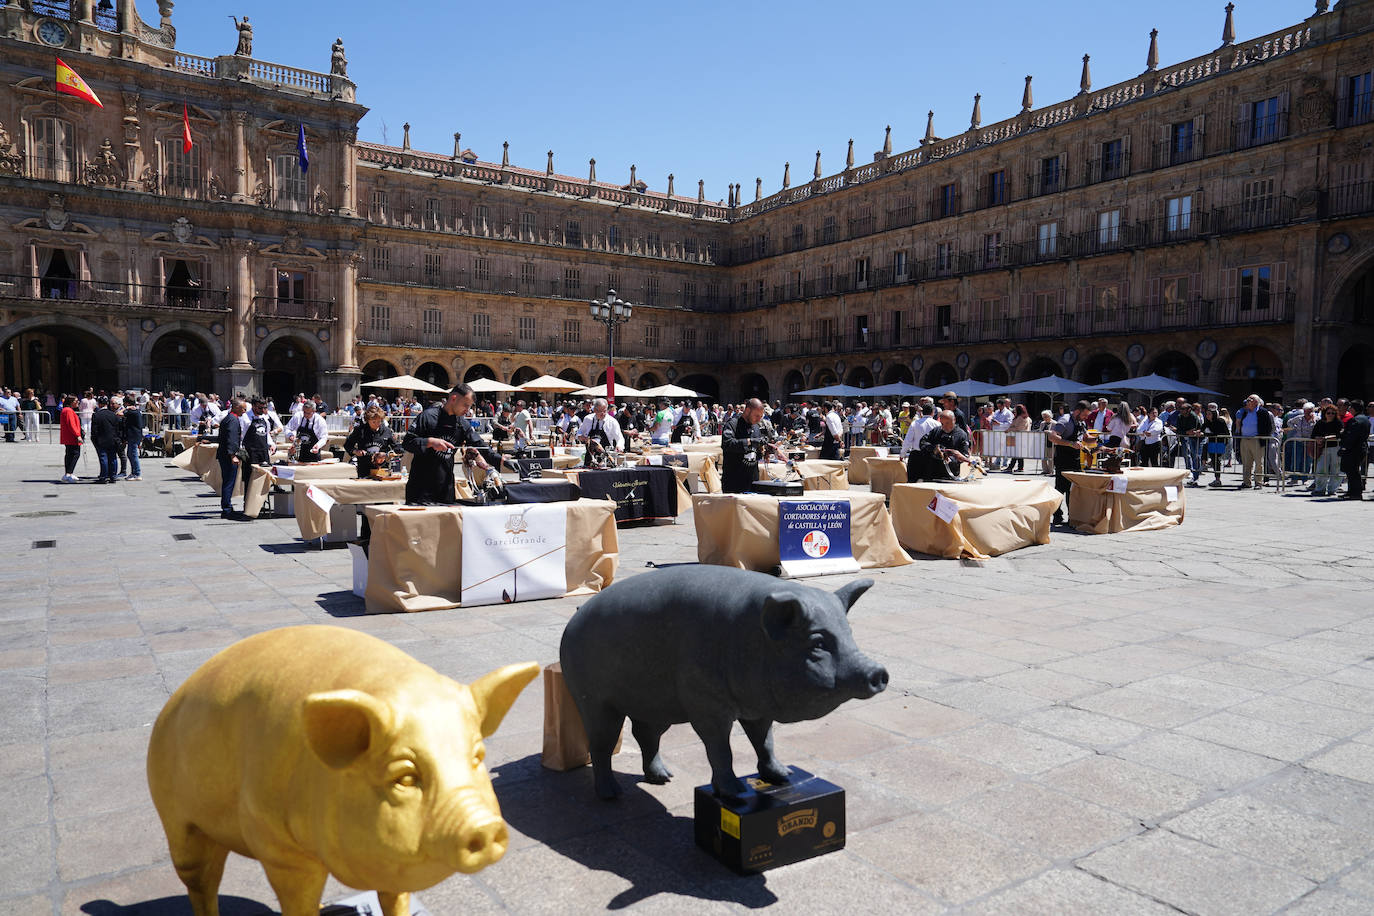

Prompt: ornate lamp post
xmin=589 ymin=289 xmax=633 ymax=403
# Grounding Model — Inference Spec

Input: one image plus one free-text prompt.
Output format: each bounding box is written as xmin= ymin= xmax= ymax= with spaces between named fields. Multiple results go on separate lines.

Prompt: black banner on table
xmin=578 ymin=467 xmax=678 ymax=522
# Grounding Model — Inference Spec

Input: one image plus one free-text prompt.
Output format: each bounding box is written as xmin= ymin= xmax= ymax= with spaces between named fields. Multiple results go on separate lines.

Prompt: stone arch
xmin=1337 ymin=343 xmax=1374 ymax=397
xmin=1318 ymin=246 xmax=1374 ymax=323
xmin=141 ymin=321 xmax=225 ymax=368
xmin=812 ymin=368 xmax=838 ymax=388
xmin=510 ymin=365 xmax=540 ymax=386
xmin=845 ymin=366 xmax=874 ymax=389
xmin=0 ymin=313 xmax=128 ymax=366
xmin=922 ymin=362 xmax=958 ymax=389
xmin=557 ymin=367 xmax=584 ymax=385
xmin=882 ymin=364 xmax=915 ymax=384
xmin=1020 ymin=356 xmax=1061 ymax=380
xmin=1219 ymin=344 xmax=1285 ymax=405
xmin=635 ymin=371 xmax=662 ymax=389
xmin=463 ymin=363 xmax=496 ymax=382
xmin=362 ymin=359 xmax=399 ymax=383
xmin=1148 ymin=350 xmax=1199 ymax=384
xmin=253 ymin=327 xmax=329 ymax=368
xmin=970 ymin=359 xmax=1008 ymax=387
xmin=782 ymin=369 xmax=807 ymax=394
xmin=739 ymin=372 xmax=769 ymax=401
xmin=680 ymin=373 xmax=721 ymax=400
xmin=1077 ymin=352 xmax=1128 ymax=385
xmin=0 ymin=314 xmax=127 ymax=393
xmin=414 ymin=361 xmax=450 ymax=388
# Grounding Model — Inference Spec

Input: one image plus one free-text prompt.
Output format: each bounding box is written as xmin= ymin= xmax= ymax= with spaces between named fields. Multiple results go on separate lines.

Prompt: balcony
xmin=1235 ymin=112 xmax=1289 ymax=150
xmin=253 ymin=296 xmax=336 ymax=321
xmin=1084 ymin=151 xmax=1131 ymax=185
xmin=0 ymin=274 xmax=228 ymax=312
xmin=1151 ymin=131 xmax=1208 ymax=169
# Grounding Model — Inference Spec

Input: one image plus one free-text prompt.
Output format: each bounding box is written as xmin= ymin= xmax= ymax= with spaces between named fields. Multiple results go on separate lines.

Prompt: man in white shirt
xmin=650 ymin=400 xmax=674 ymax=445
xmin=189 ymin=397 xmax=220 ymax=432
xmin=848 ymin=403 xmax=869 ymax=447
xmin=285 ymin=400 xmax=329 ymax=459
xmin=511 ymin=400 xmax=534 ymax=441
xmin=822 ymin=401 xmax=846 ymax=459
xmin=577 ymin=398 xmax=624 ymax=452
xmin=900 ymin=404 xmax=943 ymax=480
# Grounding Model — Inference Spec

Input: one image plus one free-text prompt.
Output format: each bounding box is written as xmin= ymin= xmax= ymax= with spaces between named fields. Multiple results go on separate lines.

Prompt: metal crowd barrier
xmin=970 ymin=428 xmax=1051 ymax=473
xmin=0 ymin=410 xmax=55 ymax=444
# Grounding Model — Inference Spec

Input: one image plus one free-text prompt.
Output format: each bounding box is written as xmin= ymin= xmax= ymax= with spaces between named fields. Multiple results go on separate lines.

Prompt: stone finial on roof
xmin=402 ymin=122 xmax=411 ymax=150
xmin=922 ymin=110 xmax=936 ymax=146
xmin=697 ymin=179 xmax=704 ymax=203
xmin=546 ymin=150 xmax=553 ymax=175
xmin=882 ymin=125 xmax=892 ymax=156
xmin=501 ymin=141 xmax=509 ymax=167
xmin=667 ymin=174 xmax=675 ymax=198
xmin=846 ymin=139 xmax=854 ymax=169
xmin=1079 ymin=55 xmax=1092 ymax=95
xmin=1147 ymin=29 xmax=1160 ymax=71
xmin=1022 ymin=75 xmax=1034 ymax=112
xmin=1222 ymin=2 xmax=1236 ymax=46
xmin=755 ymin=177 xmax=762 ymax=201
xmin=1313 ymin=1 xmax=1330 ymax=14
xmin=452 ymin=132 xmax=461 ymax=159
xmin=970 ymin=94 xmax=982 ymax=130
xmin=813 ymin=150 xmax=822 ymax=180
xmin=782 ymin=162 xmax=790 ymax=189
xmin=588 ymin=158 xmax=596 ymax=183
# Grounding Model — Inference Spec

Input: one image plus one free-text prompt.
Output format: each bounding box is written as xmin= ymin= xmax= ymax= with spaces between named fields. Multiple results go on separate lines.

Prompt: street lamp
xmin=588 ymin=289 xmax=633 ymax=403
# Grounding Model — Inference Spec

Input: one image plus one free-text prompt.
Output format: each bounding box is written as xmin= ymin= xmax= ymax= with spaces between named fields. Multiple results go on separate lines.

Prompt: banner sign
xmin=461 ymin=504 xmax=567 ymax=606
xmin=778 ymin=498 xmax=860 ymax=578
xmin=577 ymin=467 xmax=677 ymax=522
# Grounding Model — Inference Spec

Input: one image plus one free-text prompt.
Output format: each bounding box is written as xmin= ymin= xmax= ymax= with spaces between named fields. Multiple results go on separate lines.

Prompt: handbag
xmin=1206 ymin=441 xmax=1226 ymax=455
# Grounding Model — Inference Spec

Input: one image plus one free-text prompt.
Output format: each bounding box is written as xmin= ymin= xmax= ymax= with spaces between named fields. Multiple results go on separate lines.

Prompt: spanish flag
xmin=55 ymin=58 xmax=102 ymax=108
xmin=182 ymin=103 xmax=193 ymax=154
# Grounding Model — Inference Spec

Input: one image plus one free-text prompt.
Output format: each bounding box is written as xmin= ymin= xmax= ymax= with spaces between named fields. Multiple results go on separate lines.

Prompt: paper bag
xmin=541 ymin=662 xmax=621 ymax=771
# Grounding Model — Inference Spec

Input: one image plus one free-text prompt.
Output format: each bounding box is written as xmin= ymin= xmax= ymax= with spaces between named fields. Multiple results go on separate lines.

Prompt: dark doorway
xmin=740 ymin=373 xmax=770 ymax=402
xmin=680 ymin=374 xmax=720 ymax=400
xmin=1336 ymin=345 xmax=1374 ymax=399
xmin=362 ymin=359 xmax=399 ymax=383
xmin=261 ymin=337 xmax=318 ymax=409
xmin=415 ymin=361 xmax=450 ymax=388
xmin=165 ymin=260 xmax=203 ymax=308
xmin=1 ymin=325 xmax=117 ymax=395
xmin=149 ymin=333 xmax=213 ymax=394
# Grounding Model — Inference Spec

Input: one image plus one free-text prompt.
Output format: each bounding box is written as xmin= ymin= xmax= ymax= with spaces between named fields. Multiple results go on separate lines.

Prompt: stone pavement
xmin=1 ymin=440 xmax=1372 ymax=915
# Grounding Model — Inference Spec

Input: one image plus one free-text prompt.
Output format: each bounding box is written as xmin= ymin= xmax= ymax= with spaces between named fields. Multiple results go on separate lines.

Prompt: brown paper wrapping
xmin=847 ymin=447 xmax=892 ymax=484
xmin=292 ymin=478 xmax=408 ymax=540
xmin=240 ymin=463 xmax=360 ymax=517
xmin=692 ymin=489 xmax=911 ymax=572
xmin=866 ymin=456 xmax=909 ymax=498
xmin=541 ymin=662 xmax=621 ymax=771
xmin=361 ymin=498 xmax=619 ymax=613
xmin=890 ymin=478 xmax=1059 ymax=560
xmin=1065 ymin=468 xmax=1189 ymax=534
xmin=792 ymin=459 xmax=850 ymax=491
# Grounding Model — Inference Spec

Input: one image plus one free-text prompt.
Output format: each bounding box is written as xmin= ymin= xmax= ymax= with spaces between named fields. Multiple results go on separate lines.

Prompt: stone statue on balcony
xmin=232 ymin=16 xmax=253 ymax=57
xmin=86 ymin=138 xmax=121 ymax=187
xmin=331 ymin=39 xmax=348 ymax=77
xmin=0 ymin=122 xmax=19 ymax=175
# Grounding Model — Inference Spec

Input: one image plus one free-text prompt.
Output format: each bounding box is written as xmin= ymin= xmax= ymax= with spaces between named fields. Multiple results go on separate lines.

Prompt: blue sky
xmin=167 ymin=1 xmax=1308 ymax=201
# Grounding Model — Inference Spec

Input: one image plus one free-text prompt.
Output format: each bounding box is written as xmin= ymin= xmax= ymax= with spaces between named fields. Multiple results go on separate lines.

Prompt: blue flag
xmin=297 ymin=123 xmax=309 ymax=174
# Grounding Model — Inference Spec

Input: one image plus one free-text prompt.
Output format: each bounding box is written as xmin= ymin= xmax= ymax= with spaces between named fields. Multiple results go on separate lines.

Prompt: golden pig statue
xmin=147 ymin=625 xmax=539 ymax=916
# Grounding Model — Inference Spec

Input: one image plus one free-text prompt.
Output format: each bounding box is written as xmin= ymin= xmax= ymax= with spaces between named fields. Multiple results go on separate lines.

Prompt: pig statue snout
xmin=436 ymin=786 xmax=511 ymax=873
xmin=851 ymin=660 xmax=889 ymax=699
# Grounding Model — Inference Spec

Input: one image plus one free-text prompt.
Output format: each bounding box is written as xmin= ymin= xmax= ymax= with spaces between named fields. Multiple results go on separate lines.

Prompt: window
xmin=1249 ymin=96 xmax=1283 ymax=145
xmin=369 ymin=190 xmax=387 ymax=220
xmin=1039 ymin=155 xmax=1062 ymax=194
xmin=647 ymin=231 xmax=661 ymax=252
xmin=473 ymin=257 xmax=490 ymax=283
xmin=849 ymin=208 xmax=875 ymax=236
xmin=607 ymin=224 xmax=620 ymax=248
xmin=273 ymin=154 xmax=308 ymax=211
xmin=1162 ymin=275 xmax=1190 ymax=317
xmin=1343 ymin=71 xmax=1373 ymax=127
xmin=977 ymin=297 xmax=1005 ymax=333
xmin=704 ymin=327 xmax=719 ymax=350
xmin=1166 ymin=195 xmax=1192 ymax=234
xmin=565 ymin=220 xmax=582 ymax=247
xmin=563 ymin=268 xmax=580 ymax=297
xmin=646 ymin=276 xmax=660 ymax=304
xmin=474 ymin=204 xmax=489 ymax=227
xmin=755 ymin=279 xmax=764 ymax=304
xmin=1170 ymin=121 xmax=1196 ymax=165
xmin=370 ymin=246 xmax=391 ymax=274
xmin=753 ymin=326 xmax=766 ymax=346
xmin=472 ymin=313 xmax=491 ymax=338
xmin=423 ymin=252 xmax=442 ymax=284
xmin=820 ymin=265 xmax=834 ymax=293
xmin=1239 ymin=265 xmax=1272 ymax=311
xmin=1100 ymin=138 xmax=1125 ymax=180
xmin=32 ymin=117 xmax=75 ymax=182
xmin=820 ymin=216 xmax=837 ymax=244
xmin=983 ymin=232 xmax=1002 ymax=267
xmin=1097 ymin=209 xmax=1121 ymax=247
xmin=1037 ymin=222 xmax=1058 ymax=257
xmin=520 ymin=262 xmax=536 ymax=287
xmin=936 ymin=241 xmax=955 ymax=273
xmin=854 ymin=315 xmax=869 ymax=347
xmin=684 ymin=237 xmax=698 ymax=259
xmin=424 ymin=198 xmax=438 ymax=226
xmin=889 ymin=309 xmax=903 ymax=341
xmin=787 ymin=321 xmax=802 ymax=342
xmin=422 ymin=308 xmax=442 ymax=338
xmin=986 ymin=169 xmax=1007 ymax=207
xmin=563 ymin=319 xmax=580 ymax=345
xmin=369 ymin=305 xmax=390 ymax=333
xmin=813 ymin=317 xmax=837 ymax=340
xmin=683 ymin=281 xmax=696 ymax=306
xmin=935 ymin=305 xmax=952 ymax=341
xmin=790 ymin=223 xmax=805 ymax=250
xmin=1094 ymin=286 xmax=1120 ymax=323
xmin=888 ymin=194 xmax=915 ymax=227
xmin=938 ymin=182 xmax=959 ymax=217
xmin=754 ymin=234 xmax=768 ymax=258
xmin=1033 ymin=291 xmax=1056 ymax=329
xmin=644 ymin=325 xmax=660 ymax=349
xmin=277 ymin=269 xmax=306 ymax=303
xmin=854 ymin=257 xmax=870 ymax=286
xmin=1241 ymin=178 xmax=1275 ymax=226
xmin=163 ymin=138 xmax=201 ymax=196
xmin=892 ymin=250 xmax=907 ymax=278
xmin=519 ymin=211 xmax=536 ymax=238
xmin=681 ymin=327 xmax=697 ymax=350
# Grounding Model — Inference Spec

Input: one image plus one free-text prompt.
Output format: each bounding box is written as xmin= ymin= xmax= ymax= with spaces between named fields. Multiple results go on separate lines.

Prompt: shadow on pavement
xmin=316 ymin=589 xmax=366 ymax=617
xmin=491 ymin=754 xmax=776 ymax=910
xmin=82 ymin=895 xmax=274 ymax=916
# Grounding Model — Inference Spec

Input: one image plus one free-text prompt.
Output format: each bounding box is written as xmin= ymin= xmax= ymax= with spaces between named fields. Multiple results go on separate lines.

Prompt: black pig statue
xmin=559 ymin=566 xmax=889 ymax=799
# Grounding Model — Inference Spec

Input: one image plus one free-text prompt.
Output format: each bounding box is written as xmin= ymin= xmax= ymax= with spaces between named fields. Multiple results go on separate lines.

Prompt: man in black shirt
xmin=722 ymin=398 xmax=774 ymax=493
xmin=918 ymin=411 xmax=973 ymax=480
xmin=939 ymin=392 xmax=970 ymax=433
xmin=215 ymin=398 xmax=248 ymax=519
xmin=402 ymin=383 xmax=498 ymax=504
xmin=244 ymin=398 xmax=274 ymax=466
xmin=89 ymin=396 xmax=122 ymax=484
xmin=1339 ymin=398 xmax=1370 ymax=500
xmin=1046 ymin=400 xmax=1089 ymax=525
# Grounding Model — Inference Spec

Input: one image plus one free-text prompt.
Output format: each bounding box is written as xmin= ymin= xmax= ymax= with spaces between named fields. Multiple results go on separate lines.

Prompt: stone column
xmin=333 ymin=249 xmax=360 ymax=370
xmin=338 ymin=127 xmax=357 ymax=216
xmin=231 ymin=111 xmax=249 ymax=203
xmin=227 ymin=238 xmax=254 ymax=370
xmin=75 ymin=0 xmax=94 ymax=24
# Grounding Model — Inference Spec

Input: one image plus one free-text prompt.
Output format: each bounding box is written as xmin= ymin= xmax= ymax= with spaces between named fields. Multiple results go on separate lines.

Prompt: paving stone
xmin=1307 ymin=743 xmax=1374 ymax=784
xmin=962 ymin=866 xmax=1184 ymax=915
xmin=944 ymin=782 xmax=1140 ymax=859
xmin=1037 ymin=755 xmax=1205 ymax=823
xmin=1176 ymin=711 xmax=1338 ymax=761
xmin=1017 ymin=705 xmax=1149 ymax=748
xmin=1113 ymin=732 xmax=1284 ymax=789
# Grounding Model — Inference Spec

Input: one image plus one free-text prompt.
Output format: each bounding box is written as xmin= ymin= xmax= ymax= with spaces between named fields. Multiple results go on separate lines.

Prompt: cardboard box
xmin=694 ymin=767 xmax=845 ymax=873
xmin=540 ymin=662 xmax=621 ymax=771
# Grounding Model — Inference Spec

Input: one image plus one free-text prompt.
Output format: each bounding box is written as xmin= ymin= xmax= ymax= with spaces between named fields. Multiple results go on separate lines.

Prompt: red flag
xmin=606 ymin=366 xmax=615 ymax=404
xmin=181 ymin=103 xmax=193 ymax=154
xmin=55 ymin=58 xmax=102 ymax=108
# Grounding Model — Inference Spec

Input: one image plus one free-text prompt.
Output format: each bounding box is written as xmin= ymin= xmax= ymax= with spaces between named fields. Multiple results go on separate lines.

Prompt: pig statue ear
xmin=469 ymin=662 xmax=541 ymax=738
xmin=761 ymin=593 xmax=806 ymax=641
xmin=833 ymin=578 xmax=875 ymax=615
xmin=302 ymin=689 xmax=395 ymax=770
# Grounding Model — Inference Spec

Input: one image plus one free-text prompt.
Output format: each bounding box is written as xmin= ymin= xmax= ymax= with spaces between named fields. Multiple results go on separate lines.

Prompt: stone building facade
xmin=2 ymin=0 xmax=1374 ymax=409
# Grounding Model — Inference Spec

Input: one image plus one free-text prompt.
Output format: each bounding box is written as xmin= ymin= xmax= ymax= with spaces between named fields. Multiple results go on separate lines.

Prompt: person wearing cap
xmin=939 ymin=392 xmax=969 ymax=433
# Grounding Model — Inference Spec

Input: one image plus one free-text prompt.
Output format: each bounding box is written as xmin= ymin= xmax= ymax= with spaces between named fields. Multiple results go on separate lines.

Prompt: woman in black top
xmin=1203 ymin=407 xmax=1230 ymax=488
xmin=1311 ymin=405 xmax=1345 ymax=497
xmin=344 ymin=405 xmax=398 ymax=478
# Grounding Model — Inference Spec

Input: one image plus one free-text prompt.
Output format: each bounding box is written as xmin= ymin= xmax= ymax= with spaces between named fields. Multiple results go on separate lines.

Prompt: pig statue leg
xmin=166 ymin=823 xmax=229 ymax=916
xmin=261 ymin=860 xmax=329 ymax=916
xmin=690 ymin=716 xmax=746 ymax=798
xmin=583 ymin=703 xmax=627 ymax=799
xmin=377 ymin=891 xmax=410 ymax=916
xmin=630 ymin=718 xmax=672 ymax=784
xmin=741 ymin=718 xmax=791 ymax=785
